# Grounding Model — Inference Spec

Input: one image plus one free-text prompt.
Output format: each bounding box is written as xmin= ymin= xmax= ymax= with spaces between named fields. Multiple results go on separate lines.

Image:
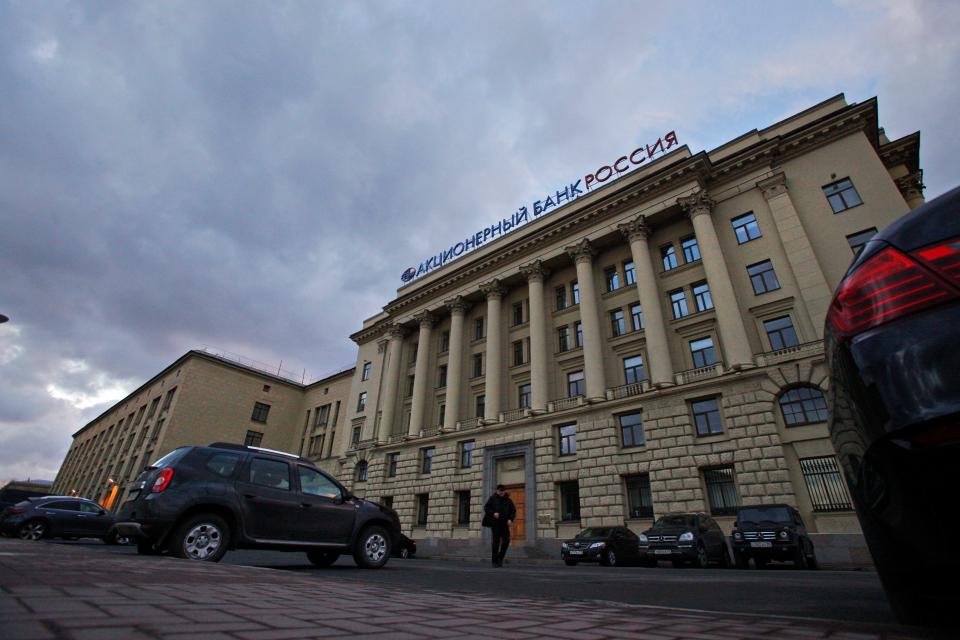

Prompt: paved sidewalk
xmin=0 ymin=538 xmax=937 ymax=640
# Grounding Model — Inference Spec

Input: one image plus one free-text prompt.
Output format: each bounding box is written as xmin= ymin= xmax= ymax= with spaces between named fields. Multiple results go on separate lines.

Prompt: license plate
xmin=569 ymin=550 xmax=583 ymax=555
xmin=654 ymin=549 xmax=672 ymax=555
xmin=750 ymin=541 xmax=772 ymax=548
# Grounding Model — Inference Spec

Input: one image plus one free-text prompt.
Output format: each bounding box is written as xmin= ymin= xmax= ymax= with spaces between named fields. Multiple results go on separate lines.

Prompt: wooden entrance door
xmin=505 ymin=484 xmax=525 ymax=541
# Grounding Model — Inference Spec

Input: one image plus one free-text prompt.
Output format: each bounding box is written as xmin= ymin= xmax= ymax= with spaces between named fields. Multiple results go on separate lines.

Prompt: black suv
xmin=115 ymin=443 xmax=401 ymax=568
xmin=730 ymin=504 xmax=817 ymax=569
xmin=637 ymin=513 xmax=731 ymax=568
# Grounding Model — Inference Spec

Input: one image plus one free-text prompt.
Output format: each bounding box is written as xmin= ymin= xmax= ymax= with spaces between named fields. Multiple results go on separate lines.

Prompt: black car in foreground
xmin=1 ymin=496 xmax=125 ymax=544
xmin=561 ymin=526 xmax=641 ymax=566
xmin=730 ymin=504 xmax=816 ymax=569
xmin=115 ymin=443 xmax=401 ymax=568
xmin=826 ymin=185 xmax=960 ymax=627
xmin=638 ymin=513 xmax=730 ymax=568
xmin=393 ymin=533 xmax=417 ymax=558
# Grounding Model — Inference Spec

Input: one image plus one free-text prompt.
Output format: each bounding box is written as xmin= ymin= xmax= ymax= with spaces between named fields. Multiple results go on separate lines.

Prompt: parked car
xmin=114 ymin=443 xmax=401 ymax=568
xmin=638 ymin=513 xmax=730 ymax=568
xmin=825 ymin=185 xmax=960 ymax=626
xmin=393 ymin=533 xmax=416 ymax=558
xmin=0 ymin=485 xmax=49 ymax=511
xmin=0 ymin=496 xmax=126 ymax=544
xmin=729 ymin=504 xmax=816 ymax=569
xmin=561 ymin=526 xmax=641 ymax=566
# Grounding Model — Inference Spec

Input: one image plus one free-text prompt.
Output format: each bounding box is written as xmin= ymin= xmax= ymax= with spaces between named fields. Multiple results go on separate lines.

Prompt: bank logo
xmin=401 ymin=267 xmax=417 ymax=283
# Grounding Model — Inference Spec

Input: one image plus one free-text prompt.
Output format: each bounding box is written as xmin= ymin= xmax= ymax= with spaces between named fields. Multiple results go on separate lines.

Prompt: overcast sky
xmin=2 ymin=0 xmax=958 ymax=483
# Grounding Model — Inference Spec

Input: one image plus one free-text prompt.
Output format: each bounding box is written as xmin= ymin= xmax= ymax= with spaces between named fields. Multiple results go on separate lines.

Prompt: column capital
xmin=618 ymin=215 xmax=653 ymax=243
xmin=519 ymin=259 xmax=550 ymax=283
xmin=444 ymin=295 xmax=471 ymax=315
xmin=895 ymin=170 xmax=925 ymax=201
xmin=413 ymin=310 xmax=435 ymax=328
xmin=480 ymin=279 xmax=507 ymax=300
xmin=757 ymin=172 xmax=788 ymax=200
xmin=376 ymin=339 xmax=388 ymax=353
xmin=565 ymin=238 xmax=596 ymax=265
xmin=386 ymin=323 xmax=406 ymax=340
xmin=677 ymin=190 xmax=715 ymax=221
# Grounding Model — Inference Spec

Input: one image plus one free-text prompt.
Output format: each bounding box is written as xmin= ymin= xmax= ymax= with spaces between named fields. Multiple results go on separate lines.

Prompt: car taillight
xmin=8 ymin=507 xmax=26 ymax=515
xmin=828 ymin=243 xmax=959 ymax=341
xmin=912 ymin=237 xmax=960 ymax=288
xmin=151 ymin=467 xmax=174 ymax=493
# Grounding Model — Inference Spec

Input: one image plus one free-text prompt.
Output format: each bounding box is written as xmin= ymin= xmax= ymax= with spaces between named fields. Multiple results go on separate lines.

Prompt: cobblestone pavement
xmin=0 ymin=538 xmax=940 ymax=639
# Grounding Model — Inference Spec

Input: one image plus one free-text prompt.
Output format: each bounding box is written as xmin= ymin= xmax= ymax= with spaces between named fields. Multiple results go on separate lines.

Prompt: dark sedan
xmin=0 ymin=496 xmax=125 ymax=544
xmin=825 ymin=185 xmax=960 ymax=627
xmin=561 ymin=526 xmax=641 ymax=567
xmin=393 ymin=533 xmax=416 ymax=558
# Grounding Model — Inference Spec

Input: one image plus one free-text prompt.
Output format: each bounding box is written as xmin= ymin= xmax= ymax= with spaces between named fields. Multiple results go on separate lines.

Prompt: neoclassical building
xmin=340 ymin=95 xmax=923 ymax=557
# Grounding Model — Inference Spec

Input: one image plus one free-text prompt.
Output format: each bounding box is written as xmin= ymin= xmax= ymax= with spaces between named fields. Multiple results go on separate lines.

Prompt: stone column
xmin=442 ymin=296 xmax=470 ymax=431
xmin=408 ymin=311 xmax=434 ymax=437
xmin=678 ymin=191 xmax=753 ymax=369
xmin=520 ymin=260 xmax=550 ymax=412
xmin=378 ymin=324 xmax=405 ymax=439
xmin=480 ymin=279 xmax=506 ymax=422
xmin=565 ymin=239 xmax=607 ymax=400
xmin=758 ymin=173 xmax=835 ymax=338
xmin=618 ymin=216 xmax=675 ymax=386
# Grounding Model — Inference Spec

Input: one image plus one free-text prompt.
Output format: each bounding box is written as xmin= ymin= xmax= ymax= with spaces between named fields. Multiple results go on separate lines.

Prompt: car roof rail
xmin=207 ymin=442 xmax=305 ymax=461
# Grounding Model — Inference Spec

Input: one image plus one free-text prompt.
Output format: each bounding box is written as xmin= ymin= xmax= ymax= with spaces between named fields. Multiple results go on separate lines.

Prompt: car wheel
xmin=168 ymin=514 xmax=229 ymax=562
xmin=103 ymin=531 xmax=129 ymax=546
xmin=353 ymin=525 xmax=391 ymax=569
xmin=735 ymin=553 xmax=749 ymax=569
xmin=307 ymin=550 xmax=339 ymax=567
xmin=602 ymin=549 xmax=618 ymax=567
xmin=564 ymin=559 xmax=578 ymax=566
xmin=694 ymin=544 xmax=709 ymax=568
xmin=794 ymin=545 xmax=809 ymax=570
xmin=399 ymin=547 xmax=410 ymax=559
xmin=719 ymin=547 xmax=732 ymax=568
xmin=806 ymin=545 xmax=819 ymax=570
xmin=17 ymin=521 xmax=46 ymax=541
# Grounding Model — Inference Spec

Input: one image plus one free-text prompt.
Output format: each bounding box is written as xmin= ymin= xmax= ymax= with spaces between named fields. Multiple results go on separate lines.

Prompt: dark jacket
xmin=483 ymin=493 xmax=517 ymax=529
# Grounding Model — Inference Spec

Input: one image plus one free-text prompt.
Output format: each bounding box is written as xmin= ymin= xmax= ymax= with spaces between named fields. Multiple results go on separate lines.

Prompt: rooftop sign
xmin=401 ymin=131 xmax=679 ymax=283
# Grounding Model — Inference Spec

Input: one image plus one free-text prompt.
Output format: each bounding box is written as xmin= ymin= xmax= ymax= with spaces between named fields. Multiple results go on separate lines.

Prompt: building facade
xmin=340 ymin=95 xmax=923 ymax=555
xmin=51 ymin=350 xmax=354 ymax=508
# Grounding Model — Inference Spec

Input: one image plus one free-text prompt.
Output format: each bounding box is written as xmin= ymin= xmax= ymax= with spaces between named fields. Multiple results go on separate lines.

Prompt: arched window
xmin=779 ymin=386 xmax=828 ymax=426
xmin=355 ymin=461 xmax=368 ymax=482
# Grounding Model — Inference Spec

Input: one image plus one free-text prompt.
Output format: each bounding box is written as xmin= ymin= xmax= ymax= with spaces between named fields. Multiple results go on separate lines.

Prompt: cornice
xmin=879 ymin=131 xmax=921 ymax=173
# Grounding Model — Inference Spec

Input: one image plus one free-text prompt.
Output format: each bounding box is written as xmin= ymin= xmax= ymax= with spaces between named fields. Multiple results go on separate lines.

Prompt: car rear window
xmin=205 ymin=453 xmax=242 ymax=478
xmin=149 ymin=447 xmax=191 ymax=469
xmin=45 ymin=501 xmax=80 ymax=511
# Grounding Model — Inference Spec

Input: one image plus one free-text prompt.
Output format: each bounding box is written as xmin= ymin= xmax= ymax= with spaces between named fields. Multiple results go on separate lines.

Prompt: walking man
xmin=483 ymin=484 xmax=516 ymax=567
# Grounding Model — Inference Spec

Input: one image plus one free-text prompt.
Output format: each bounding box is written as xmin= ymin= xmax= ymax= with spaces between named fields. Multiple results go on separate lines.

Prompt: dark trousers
xmin=492 ymin=525 xmax=510 ymax=564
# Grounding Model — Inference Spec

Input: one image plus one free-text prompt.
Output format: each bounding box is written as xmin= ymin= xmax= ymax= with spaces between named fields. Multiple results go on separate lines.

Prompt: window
xmin=512 ymin=340 xmax=525 ymax=366
xmin=381 ymin=496 xmax=394 ymax=509
xmin=847 ymin=228 xmax=877 ymax=256
xmin=630 ymin=304 xmax=643 ymax=331
xmin=558 ymin=424 xmax=577 ymax=456
xmin=704 ymin=467 xmax=739 ymax=516
xmin=244 ymin=430 xmax=264 ymax=447
xmin=690 ymin=337 xmax=717 ymax=368
xmin=420 ymin=447 xmax=434 ymax=474
xmin=460 ymin=440 xmax=475 ymax=468
xmin=567 ymin=371 xmax=585 ymax=397
xmin=610 ymin=309 xmax=626 ymax=337
xmin=605 ymin=267 xmax=620 ymax=292
xmin=625 ymin=475 xmax=653 ymax=518
xmin=624 ymin=260 xmax=636 ymax=286
xmin=146 ymin=396 xmax=161 ymax=419
xmin=559 ymin=481 xmax=581 ymax=521
xmin=472 ymin=353 xmax=483 ymax=377
xmin=800 ymin=456 xmax=853 ymax=512
xmin=555 ymin=285 xmax=568 ymax=310
xmin=623 ymin=355 xmax=645 ymax=385
xmin=356 ymin=392 xmax=367 ymax=412
xmin=361 ymin=362 xmax=372 ymax=381
xmin=161 ymin=387 xmax=177 ymax=412
xmin=512 ymin=301 xmax=524 ymax=326
xmin=407 ymin=375 xmax=415 ymax=397
xmin=299 ymin=466 xmax=341 ymax=499
xmin=351 ymin=426 xmax=361 ymax=446
xmin=308 ymin=435 xmax=324 ymax=456
xmin=747 ymin=260 xmax=781 ymax=295
xmin=46 ymin=501 xmax=79 ymax=511
xmin=475 ymin=395 xmax=485 ymax=418
xmin=416 ymin=493 xmax=429 ymax=526
xmin=571 ymin=281 xmax=580 ymax=305
xmin=438 ymin=365 xmax=447 ymax=388
xmin=440 ymin=331 xmax=450 ymax=353
xmin=692 ymin=282 xmax=713 ymax=312
xmin=437 ymin=404 xmax=445 ymax=426
xmin=692 ymin=398 xmax=723 ymax=436
xmin=315 ymin=404 xmax=330 ymax=426
xmin=779 ymin=386 xmax=829 ymax=426
xmin=823 ymin=178 xmax=863 ymax=213
xmin=558 ymin=326 xmax=571 ymax=352
xmin=681 ymin=236 xmax=701 ymax=263
xmin=670 ymin=290 xmax=689 ymax=319
xmin=474 ymin=317 xmax=484 ymax=340
xmin=661 ymin=244 xmax=678 ymax=271
xmin=411 ymin=342 xmax=418 ymax=363
xmin=518 ymin=384 xmax=531 ymax=409
xmin=355 ymin=460 xmax=368 ymax=482
xmin=205 ymin=453 xmax=241 ymax=478
xmin=387 ymin=452 xmax=399 ymax=477
xmin=574 ymin=322 xmax=583 ymax=347
xmin=456 ymin=490 xmax=471 ymax=525
xmin=731 ymin=212 xmax=762 ymax=244
xmin=764 ymin=316 xmax=799 ymax=350
xmin=249 ymin=458 xmax=290 ymax=490
xmin=619 ymin=412 xmax=644 ymax=447
xmin=134 ymin=406 xmax=146 ymax=425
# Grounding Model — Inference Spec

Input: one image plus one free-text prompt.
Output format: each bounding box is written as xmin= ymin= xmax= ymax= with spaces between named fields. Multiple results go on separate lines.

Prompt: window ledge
xmin=659 ymin=260 xmax=703 ymax=279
